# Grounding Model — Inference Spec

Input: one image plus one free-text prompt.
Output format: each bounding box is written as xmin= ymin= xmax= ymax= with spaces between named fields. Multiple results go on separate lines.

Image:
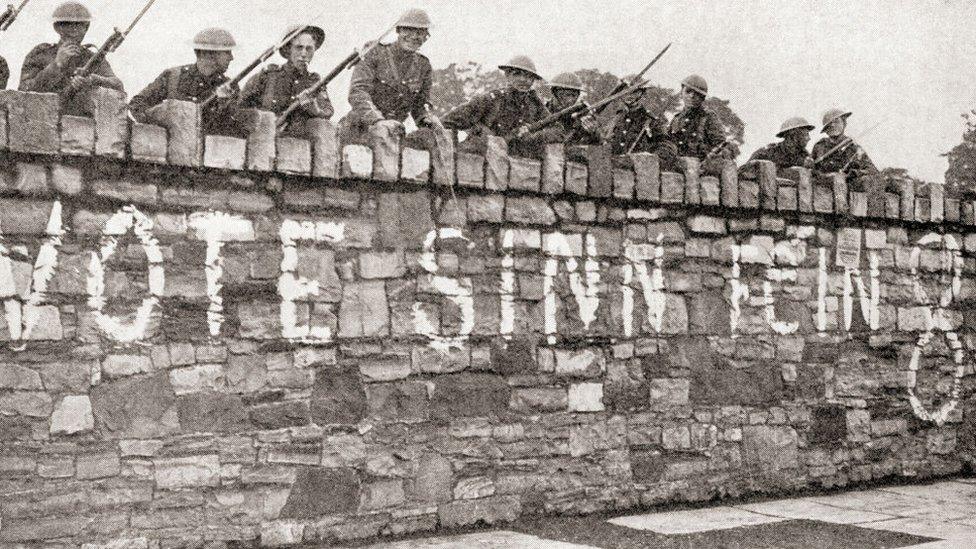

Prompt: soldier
xmin=605 ymin=76 xmax=679 ymax=170
xmin=129 ymin=28 xmax=241 ymax=137
xmin=667 ymin=74 xmax=732 ymax=174
xmin=546 ymin=72 xmax=601 ymax=146
xmin=0 ymin=56 xmax=8 ymax=89
xmin=342 ymin=8 xmax=438 ymax=148
xmin=19 ymin=2 xmax=124 ymax=116
xmin=812 ymin=109 xmax=879 ymax=178
xmin=238 ymin=24 xmax=333 ymax=135
xmin=442 ymin=55 xmax=562 ymax=159
xmin=746 ymin=117 xmax=815 ymax=171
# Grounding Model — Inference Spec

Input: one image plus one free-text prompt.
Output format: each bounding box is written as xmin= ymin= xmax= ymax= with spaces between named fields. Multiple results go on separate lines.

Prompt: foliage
xmin=943 ymin=110 xmax=976 ymax=197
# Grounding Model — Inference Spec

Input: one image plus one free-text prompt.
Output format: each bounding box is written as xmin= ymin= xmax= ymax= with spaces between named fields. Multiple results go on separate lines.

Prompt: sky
xmin=2 ymin=0 xmax=975 ymax=183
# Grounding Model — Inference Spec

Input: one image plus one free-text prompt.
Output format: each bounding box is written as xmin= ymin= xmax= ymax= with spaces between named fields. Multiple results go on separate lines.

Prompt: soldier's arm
xmin=210 ymin=81 xmax=241 ymax=120
xmin=0 ymin=56 xmax=8 ymax=89
xmin=303 ymin=87 xmax=334 ymax=119
xmin=410 ymin=60 xmax=433 ymax=124
xmin=237 ymin=69 xmax=268 ymax=110
xmin=347 ymin=51 xmax=383 ymax=124
xmin=854 ymin=145 xmax=879 ymax=175
xmin=91 ymin=59 xmax=124 ymax=92
xmin=128 ymin=70 xmax=169 ymax=122
xmin=703 ymin=111 xmax=726 ymax=149
xmin=19 ymin=46 xmax=65 ymax=92
xmin=442 ymin=93 xmax=491 ymax=131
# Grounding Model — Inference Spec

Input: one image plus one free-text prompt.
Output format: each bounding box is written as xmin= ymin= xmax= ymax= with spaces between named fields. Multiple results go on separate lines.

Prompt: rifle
xmin=0 ymin=0 xmax=30 ymax=32
xmin=586 ymin=42 xmax=671 ymax=119
xmin=67 ymin=0 xmax=158 ymax=94
xmin=813 ymin=121 xmax=882 ymax=166
xmin=506 ymin=76 xmax=651 ymax=140
xmin=201 ymin=18 xmax=328 ymax=109
xmin=276 ymin=23 xmax=395 ymax=131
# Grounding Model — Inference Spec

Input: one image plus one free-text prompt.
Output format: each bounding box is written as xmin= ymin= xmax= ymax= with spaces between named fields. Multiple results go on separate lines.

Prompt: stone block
xmin=485 ymin=135 xmax=509 ymax=190
xmin=885 ymin=193 xmax=900 ymax=219
xmin=467 ymin=195 xmax=503 ymax=223
xmin=60 ymin=115 xmax=95 ymax=155
xmin=814 ymin=184 xmax=833 ymax=213
xmin=0 ymin=90 xmax=59 ymax=154
xmin=929 ymin=182 xmax=945 ymax=222
xmin=946 ymin=198 xmax=961 ymax=223
xmin=777 ymin=181 xmax=797 ymax=211
xmin=145 ymin=99 xmax=201 ymax=166
xmin=966 ymin=202 xmax=976 ymax=225
xmin=632 ymin=152 xmax=660 ymax=201
xmin=830 ymin=173 xmax=848 ymax=214
xmin=338 ymin=281 xmax=389 ymax=337
xmin=739 ymin=179 xmax=759 ymax=208
xmin=154 ymin=455 xmax=220 ymax=489
xmin=585 ymin=145 xmax=612 ymax=198
xmin=742 ymin=425 xmax=798 ymax=470
xmin=90 ymin=372 xmax=180 ymax=439
xmin=261 ymin=521 xmax=305 ymax=547
xmin=202 ymin=135 xmax=246 ymax=170
xmin=700 ymin=176 xmax=720 ymax=205
xmin=900 ymin=179 xmax=915 ymax=221
xmin=50 ymin=395 xmax=94 ymax=435
xmin=568 ymin=382 xmax=604 ymax=412
xmin=688 ymin=215 xmax=726 ymax=234
xmin=719 ymin=160 xmax=738 ymax=207
xmin=506 ymin=196 xmax=556 ymax=225
xmin=613 ymin=167 xmax=635 ymax=200
xmin=92 ymin=87 xmax=128 ymax=158
xmin=565 ymin=161 xmax=588 ymax=195
xmin=276 ymin=137 xmax=312 ymax=175
xmin=510 ymin=156 xmax=542 ymax=192
xmin=368 ymin=121 xmax=400 ymax=182
xmin=554 ymin=348 xmax=602 ymax=377
xmin=680 ymin=157 xmax=701 ymax=204
xmin=541 ymin=143 xmax=565 ymax=194
xmin=0 ymin=199 xmax=55 ymax=234
xmin=456 ymin=152 xmax=485 ymax=188
xmin=233 ymin=108 xmax=274 ymax=171
xmin=915 ymin=198 xmax=931 ymax=222
xmin=342 ymin=144 xmax=373 ymax=178
xmin=430 ymin=126 xmax=455 ymax=187
xmin=438 ymin=495 xmax=520 ymax=529
xmin=430 ymin=374 xmax=509 ymax=418
xmin=649 ymin=378 xmax=690 ymax=409
xmin=129 ymin=123 xmax=167 ymax=163
xmin=14 ymin=163 xmax=49 ymax=196
xmin=660 ymin=171 xmax=684 ymax=203
xmin=401 ymin=147 xmax=430 ymax=183
xmin=304 ymin=118 xmax=340 ymax=178
xmin=752 ymin=160 xmax=777 ymax=209
xmin=850 ymin=191 xmax=867 ymax=217
xmin=782 ymin=166 xmax=813 ymax=212
xmin=378 ymin=191 xmax=433 ymax=248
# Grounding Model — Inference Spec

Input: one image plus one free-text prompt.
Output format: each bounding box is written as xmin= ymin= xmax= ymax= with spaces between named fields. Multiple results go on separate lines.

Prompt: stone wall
xmin=0 ymin=89 xmax=974 ymax=547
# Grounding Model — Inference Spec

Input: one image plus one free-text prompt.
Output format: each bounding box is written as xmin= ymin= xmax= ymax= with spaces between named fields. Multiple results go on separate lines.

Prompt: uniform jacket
xmin=129 ymin=64 xmax=241 ymax=136
xmin=607 ymin=103 xmax=673 ymax=156
xmin=546 ymin=99 xmax=602 ymax=146
xmin=747 ymin=141 xmax=811 ymax=170
xmin=348 ymin=43 xmax=432 ymax=127
xmin=812 ymin=135 xmax=878 ymax=178
xmin=19 ymin=41 xmax=121 ymax=115
xmin=667 ymin=104 xmax=727 ymax=159
xmin=443 ymin=87 xmax=562 ymax=157
xmin=0 ymin=56 xmax=8 ymax=90
xmin=238 ymin=62 xmax=333 ymax=131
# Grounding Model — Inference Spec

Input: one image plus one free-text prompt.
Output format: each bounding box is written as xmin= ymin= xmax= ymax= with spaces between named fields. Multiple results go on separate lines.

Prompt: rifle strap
xmin=165 ymin=66 xmax=182 ymax=98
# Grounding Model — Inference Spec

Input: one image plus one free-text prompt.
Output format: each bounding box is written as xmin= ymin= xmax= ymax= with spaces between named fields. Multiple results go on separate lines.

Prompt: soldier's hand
xmin=516 ymin=125 xmax=530 ymax=138
xmin=215 ymin=83 xmax=234 ymax=99
xmin=580 ymin=115 xmax=597 ymax=132
xmin=423 ymin=113 xmax=443 ymax=130
xmin=55 ymin=43 xmax=82 ymax=68
xmin=803 ymin=157 xmax=815 ymax=169
xmin=69 ymin=74 xmax=92 ymax=90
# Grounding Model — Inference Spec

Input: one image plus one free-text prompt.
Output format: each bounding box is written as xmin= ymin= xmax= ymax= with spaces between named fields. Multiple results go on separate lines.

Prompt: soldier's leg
xmin=337 ymin=113 xmax=370 ymax=146
xmin=457 ymin=134 xmax=488 ymax=155
xmin=404 ymin=127 xmax=437 ymax=151
xmin=653 ymin=141 xmax=681 ymax=173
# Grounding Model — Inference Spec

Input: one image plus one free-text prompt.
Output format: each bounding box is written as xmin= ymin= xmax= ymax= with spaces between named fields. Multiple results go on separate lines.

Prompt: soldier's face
xmin=396 ymin=27 xmax=429 ymax=52
xmin=54 ymin=22 xmax=89 ymax=43
xmin=681 ymin=86 xmax=704 ymax=108
xmin=552 ymin=88 xmax=580 ymax=108
xmin=788 ymin=129 xmax=811 ymax=149
xmin=826 ymin=118 xmax=846 ymax=137
xmin=287 ymin=33 xmax=317 ymax=69
xmin=213 ymin=51 xmax=233 ymax=73
xmin=505 ymin=69 xmax=535 ymax=93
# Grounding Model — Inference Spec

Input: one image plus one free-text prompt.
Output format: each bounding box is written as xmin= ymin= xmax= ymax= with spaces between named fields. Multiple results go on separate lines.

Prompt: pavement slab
xmin=608 ymin=506 xmax=787 ymax=534
xmin=735 ymin=497 xmax=897 ymax=524
xmin=348 ymin=531 xmax=599 ymax=549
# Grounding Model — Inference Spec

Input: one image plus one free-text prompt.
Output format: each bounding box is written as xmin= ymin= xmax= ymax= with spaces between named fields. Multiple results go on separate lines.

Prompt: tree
xmin=943 ymin=110 xmax=976 ymax=197
xmin=428 ymin=63 xmax=746 ymax=157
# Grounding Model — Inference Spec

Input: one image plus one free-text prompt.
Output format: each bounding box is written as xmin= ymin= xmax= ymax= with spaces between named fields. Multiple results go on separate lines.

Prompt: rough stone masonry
xmin=0 ymin=89 xmax=974 ymax=547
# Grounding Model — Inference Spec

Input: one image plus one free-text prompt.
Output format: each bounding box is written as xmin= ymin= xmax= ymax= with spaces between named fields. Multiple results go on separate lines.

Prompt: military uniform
xmin=346 ymin=43 xmax=432 ymax=131
xmin=19 ymin=42 xmax=121 ymax=116
xmin=442 ymin=87 xmax=562 ymax=158
xmin=668 ymin=105 xmax=727 ymax=160
xmin=546 ymin=99 xmax=601 ymax=146
xmin=238 ymin=62 xmax=333 ymax=135
xmin=812 ymin=135 xmax=878 ymax=178
xmin=747 ymin=141 xmax=811 ymax=171
xmin=0 ymin=56 xmax=8 ymax=89
xmin=606 ymin=104 xmax=679 ymax=170
xmin=130 ymin=64 xmax=241 ymax=136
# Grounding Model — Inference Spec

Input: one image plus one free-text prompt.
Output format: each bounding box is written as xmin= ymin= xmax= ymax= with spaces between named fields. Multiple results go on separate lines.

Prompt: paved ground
xmin=345 ymin=477 xmax=976 ymax=548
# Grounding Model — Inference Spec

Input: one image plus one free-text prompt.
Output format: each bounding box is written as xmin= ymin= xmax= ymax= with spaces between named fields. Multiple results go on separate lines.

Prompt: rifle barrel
xmin=121 ymin=0 xmax=158 ymax=37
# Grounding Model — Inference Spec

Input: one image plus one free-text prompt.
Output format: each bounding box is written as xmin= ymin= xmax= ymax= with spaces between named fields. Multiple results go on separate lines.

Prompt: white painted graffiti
xmin=278 ymin=218 xmax=346 ymax=343
xmin=188 ymin=211 xmax=255 ymax=337
xmin=413 ymin=228 xmax=474 ymax=352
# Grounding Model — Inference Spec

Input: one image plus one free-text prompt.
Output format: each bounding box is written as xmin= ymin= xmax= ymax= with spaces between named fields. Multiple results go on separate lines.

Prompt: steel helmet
xmin=776 ymin=117 xmax=815 ymax=138
xmin=681 ymin=74 xmax=708 ymax=96
xmin=821 ymin=108 xmax=852 ymax=132
xmin=550 ymin=72 xmax=583 ymax=91
xmin=52 ymin=2 xmax=91 ymax=23
xmin=278 ymin=24 xmax=326 ymax=57
xmin=396 ymin=8 xmax=432 ymax=30
xmin=499 ymin=55 xmax=542 ymax=80
xmin=192 ymin=28 xmax=237 ymax=52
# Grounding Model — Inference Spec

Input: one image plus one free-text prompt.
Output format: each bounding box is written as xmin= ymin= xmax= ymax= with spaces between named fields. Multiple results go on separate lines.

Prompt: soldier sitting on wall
xmin=238 ymin=24 xmax=333 ymax=136
xmin=744 ymin=117 xmax=815 ymax=171
xmin=604 ymin=76 xmax=680 ymax=171
xmin=341 ymin=8 xmax=440 ymax=150
xmin=812 ymin=108 xmax=887 ymax=192
xmin=19 ymin=2 xmax=124 ymax=116
xmin=0 ymin=56 xmax=8 ymax=89
xmin=442 ymin=55 xmax=563 ymax=159
xmin=546 ymin=72 xmax=602 ymax=147
xmin=668 ymin=74 xmax=735 ymax=175
xmin=129 ymin=28 xmax=242 ymax=137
